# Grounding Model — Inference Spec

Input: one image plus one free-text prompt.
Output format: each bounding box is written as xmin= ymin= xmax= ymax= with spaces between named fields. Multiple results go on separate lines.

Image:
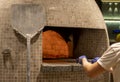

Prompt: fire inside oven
xmin=42 ymin=26 xmax=79 ymax=63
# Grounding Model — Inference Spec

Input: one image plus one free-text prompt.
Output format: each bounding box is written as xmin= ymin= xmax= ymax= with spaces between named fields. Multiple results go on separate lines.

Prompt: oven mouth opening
xmin=42 ymin=26 xmax=98 ymax=64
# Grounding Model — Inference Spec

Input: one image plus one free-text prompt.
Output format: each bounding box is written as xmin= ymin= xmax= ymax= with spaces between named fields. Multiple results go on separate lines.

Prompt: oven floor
xmin=43 ymin=59 xmax=76 ymax=64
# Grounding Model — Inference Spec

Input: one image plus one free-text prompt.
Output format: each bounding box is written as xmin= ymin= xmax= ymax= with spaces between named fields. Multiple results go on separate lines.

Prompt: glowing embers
xmin=42 ymin=29 xmax=73 ymax=59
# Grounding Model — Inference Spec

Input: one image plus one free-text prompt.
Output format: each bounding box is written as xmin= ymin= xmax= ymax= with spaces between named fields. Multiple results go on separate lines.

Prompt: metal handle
xmin=2 ymin=49 xmax=14 ymax=70
xmin=26 ymin=34 xmax=31 ymax=82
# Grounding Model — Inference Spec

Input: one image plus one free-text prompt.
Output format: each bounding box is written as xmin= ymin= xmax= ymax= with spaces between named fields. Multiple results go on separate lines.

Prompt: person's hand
xmin=76 ymin=55 xmax=87 ymax=64
xmin=91 ymin=57 xmax=100 ymax=63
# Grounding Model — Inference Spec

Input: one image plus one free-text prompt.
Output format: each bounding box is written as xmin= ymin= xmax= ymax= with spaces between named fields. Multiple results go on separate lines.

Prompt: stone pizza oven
xmin=0 ymin=0 xmax=110 ymax=82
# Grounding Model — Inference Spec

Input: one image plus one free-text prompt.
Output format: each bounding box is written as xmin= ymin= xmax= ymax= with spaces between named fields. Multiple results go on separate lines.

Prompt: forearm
xmin=82 ymin=58 xmax=105 ymax=78
xmin=82 ymin=58 xmax=94 ymax=77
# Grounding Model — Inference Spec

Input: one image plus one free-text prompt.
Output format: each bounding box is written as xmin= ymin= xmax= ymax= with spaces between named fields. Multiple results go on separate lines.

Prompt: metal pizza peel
xmin=11 ymin=4 xmax=46 ymax=82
